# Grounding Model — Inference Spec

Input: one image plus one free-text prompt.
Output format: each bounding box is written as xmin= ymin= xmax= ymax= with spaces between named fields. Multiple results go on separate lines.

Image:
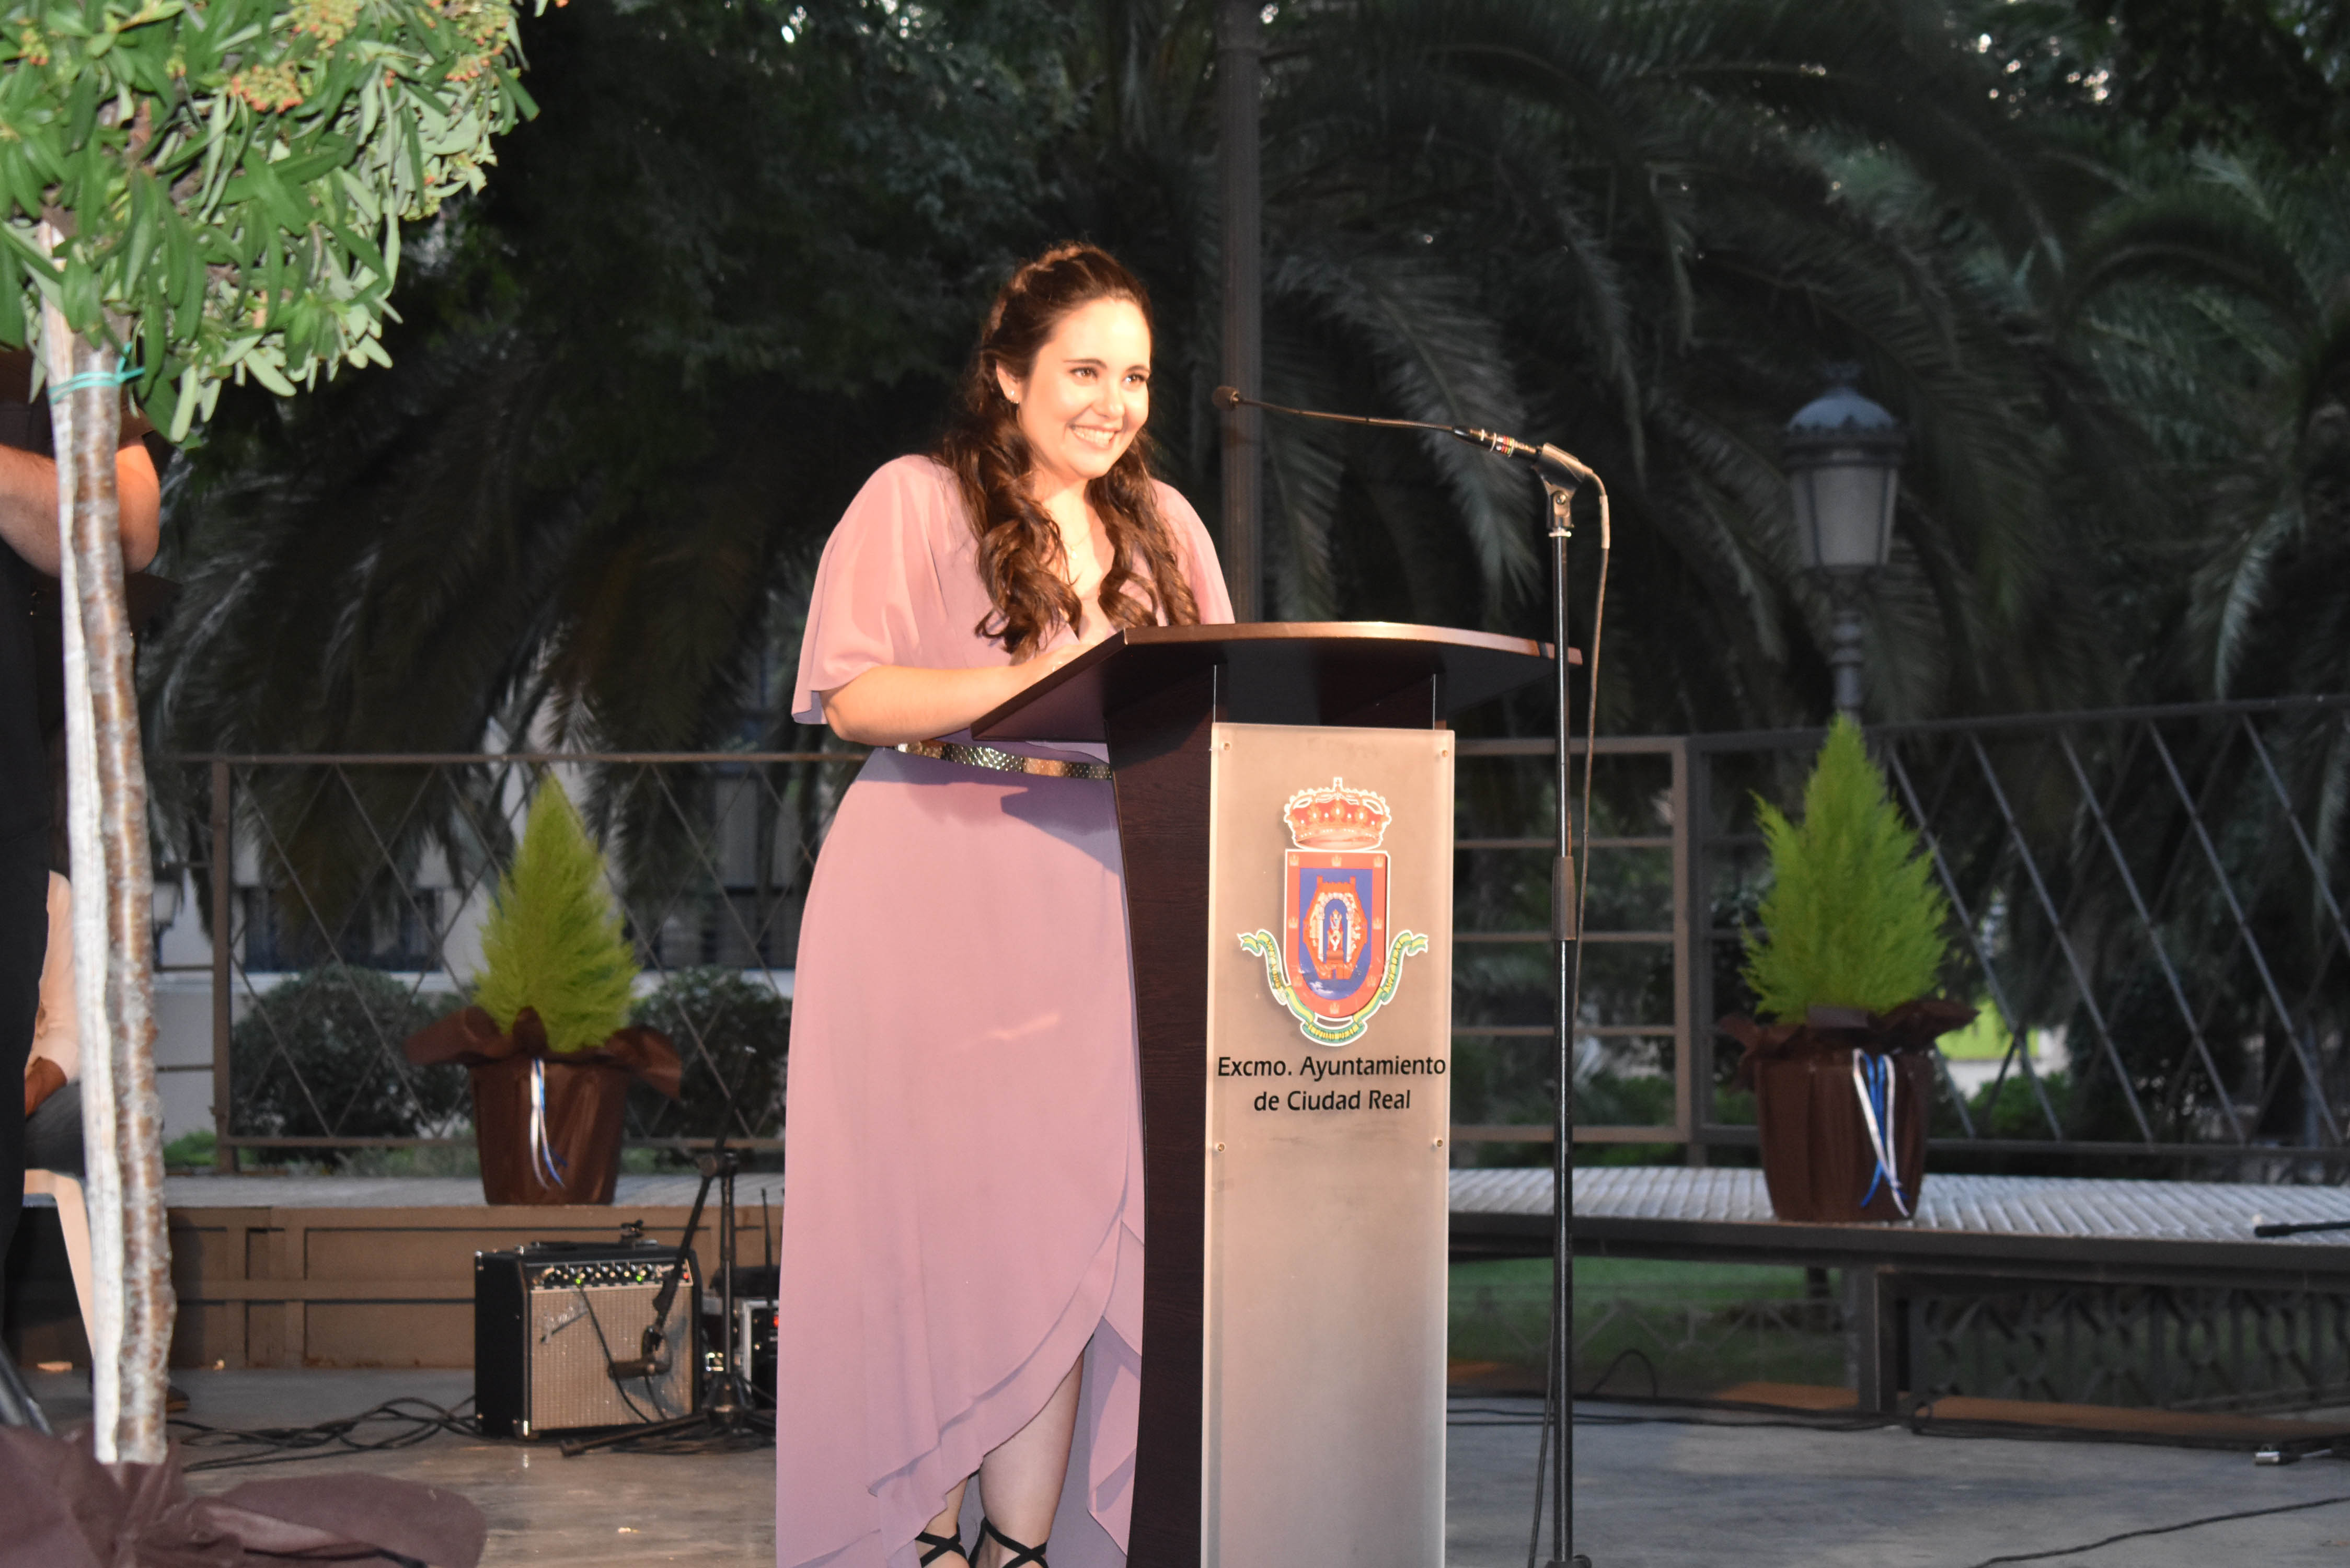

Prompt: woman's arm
xmin=820 ymin=642 xmax=1093 ymax=746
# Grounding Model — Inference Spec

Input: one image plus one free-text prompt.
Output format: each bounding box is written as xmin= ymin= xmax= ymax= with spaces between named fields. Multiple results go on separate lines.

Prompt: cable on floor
xmin=570 ymin=1405 xmax=775 ymax=1456
xmin=1961 ymin=1491 xmax=2350 ymax=1566
xmin=1903 ymin=1402 xmax=2340 ymax=1455
xmin=170 ymin=1397 xmax=481 ymax=1472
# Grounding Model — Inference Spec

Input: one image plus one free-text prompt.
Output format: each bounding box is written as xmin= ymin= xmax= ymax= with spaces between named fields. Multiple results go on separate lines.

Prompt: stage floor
xmin=1452 ymin=1165 xmax=2350 ymax=1291
xmin=1454 ymin=1163 xmax=2350 ymax=1249
xmin=23 ymin=1369 xmax=2350 ymax=1566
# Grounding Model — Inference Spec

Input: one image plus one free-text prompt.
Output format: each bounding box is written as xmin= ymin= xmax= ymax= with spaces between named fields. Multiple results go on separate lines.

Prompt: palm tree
xmin=153 ymin=0 xmax=2160 ymax=749
xmin=2017 ymin=152 xmax=2350 ymax=1147
xmin=1272 ymin=0 xmax=2164 ymax=727
xmin=2055 ymin=152 xmax=2350 ymax=702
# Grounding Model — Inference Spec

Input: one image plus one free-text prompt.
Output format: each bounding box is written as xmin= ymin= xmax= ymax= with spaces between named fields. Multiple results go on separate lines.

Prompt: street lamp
xmin=1784 ymin=368 xmax=1905 ymax=722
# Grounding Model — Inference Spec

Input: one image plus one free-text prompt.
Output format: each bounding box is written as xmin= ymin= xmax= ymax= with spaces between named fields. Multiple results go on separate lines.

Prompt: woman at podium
xmin=779 ymin=244 xmax=1233 ymax=1568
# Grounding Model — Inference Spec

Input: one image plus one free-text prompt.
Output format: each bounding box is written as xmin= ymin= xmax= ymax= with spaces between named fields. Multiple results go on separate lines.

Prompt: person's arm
xmin=116 ymin=442 xmax=160 ymax=570
xmin=25 ymin=873 xmax=75 ymax=1117
xmin=0 ymin=440 xmax=160 ymax=575
xmin=821 ymin=642 xmax=1096 ymax=746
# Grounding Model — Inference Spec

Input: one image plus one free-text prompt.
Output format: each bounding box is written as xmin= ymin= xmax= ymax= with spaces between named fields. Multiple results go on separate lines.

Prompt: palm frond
xmin=1266 ymin=246 xmax=1542 ymax=604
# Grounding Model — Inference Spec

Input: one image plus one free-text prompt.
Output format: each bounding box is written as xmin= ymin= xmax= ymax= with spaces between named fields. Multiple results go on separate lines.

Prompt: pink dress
xmin=779 ymin=456 xmax=1233 ymax=1568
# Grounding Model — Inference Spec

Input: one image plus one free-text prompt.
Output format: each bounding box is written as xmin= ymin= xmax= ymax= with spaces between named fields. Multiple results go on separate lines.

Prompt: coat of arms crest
xmin=1239 ymin=778 xmax=1427 ymax=1046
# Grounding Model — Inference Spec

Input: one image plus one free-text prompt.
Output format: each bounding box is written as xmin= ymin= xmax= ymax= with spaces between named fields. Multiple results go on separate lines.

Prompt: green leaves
xmin=1742 ymin=718 xmax=1954 ymax=1022
xmin=0 ymin=0 xmax=546 ymax=438
xmin=476 ymin=779 xmax=639 ymax=1055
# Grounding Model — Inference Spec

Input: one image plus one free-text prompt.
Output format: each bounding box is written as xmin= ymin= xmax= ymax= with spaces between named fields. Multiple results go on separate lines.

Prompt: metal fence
xmin=1699 ymin=697 xmax=2350 ymax=1171
xmin=151 ymin=693 xmax=2350 ymax=1173
xmin=151 ymin=751 xmax=862 ymax=1169
xmin=1447 ymin=1263 xmax=2350 ymax=1412
xmin=1447 ymin=694 xmax=2350 ymax=1172
xmin=1449 ymin=735 xmax=1693 ymax=1149
xmin=1911 ymin=1283 xmax=2350 ymax=1411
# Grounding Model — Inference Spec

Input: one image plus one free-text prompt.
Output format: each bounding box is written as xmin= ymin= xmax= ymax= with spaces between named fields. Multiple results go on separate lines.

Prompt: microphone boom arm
xmin=1213 ymin=385 xmax=1593 ymax=489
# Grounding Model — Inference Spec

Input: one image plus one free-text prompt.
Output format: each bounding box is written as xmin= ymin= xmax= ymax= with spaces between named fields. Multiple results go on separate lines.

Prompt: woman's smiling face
xmin=995 ymin=296 xmax=1151 ymax=495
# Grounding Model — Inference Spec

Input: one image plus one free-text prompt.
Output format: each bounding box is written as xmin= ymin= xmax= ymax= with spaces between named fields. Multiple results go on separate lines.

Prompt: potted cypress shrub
xmin=405 ymin=781 xmax=681 ymax=1204
xmin=1720 ymin=718 xmax=1973 ymax=1223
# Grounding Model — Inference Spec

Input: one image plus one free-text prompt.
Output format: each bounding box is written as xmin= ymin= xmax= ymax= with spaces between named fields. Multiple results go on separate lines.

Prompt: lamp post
xmin=1784 ymin=370 xmax=1904 ymax=723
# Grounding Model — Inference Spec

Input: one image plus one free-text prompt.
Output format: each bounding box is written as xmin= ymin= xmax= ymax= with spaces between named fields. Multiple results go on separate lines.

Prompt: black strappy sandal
xmin=978 ymin=1517 xmax=1049 ymax=1567
xmin=915 ymin=1529 xmax=967 ymax=1566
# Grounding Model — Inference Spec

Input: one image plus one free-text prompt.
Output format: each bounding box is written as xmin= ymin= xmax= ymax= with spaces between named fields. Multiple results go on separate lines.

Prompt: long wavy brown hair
xmin=936 ymin=243 xmax=1202 ymax=659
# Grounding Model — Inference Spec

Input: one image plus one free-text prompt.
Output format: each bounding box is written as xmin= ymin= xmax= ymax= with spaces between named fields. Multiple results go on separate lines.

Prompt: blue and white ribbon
xmin=1851 ymin=1050 xmax=1909 ymax=1217
xmin=528 ymin=1058 xmax=569 ymax=1190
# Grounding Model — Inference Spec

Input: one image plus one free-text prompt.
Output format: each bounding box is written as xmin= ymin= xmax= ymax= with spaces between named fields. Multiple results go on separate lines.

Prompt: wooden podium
xmin=973 ymin=624 xmax=1554 ymax=1568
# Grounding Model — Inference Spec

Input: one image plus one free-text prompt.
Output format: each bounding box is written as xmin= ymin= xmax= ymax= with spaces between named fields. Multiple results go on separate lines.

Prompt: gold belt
xmin=895 ymin=740 xmax=1113 ymax=781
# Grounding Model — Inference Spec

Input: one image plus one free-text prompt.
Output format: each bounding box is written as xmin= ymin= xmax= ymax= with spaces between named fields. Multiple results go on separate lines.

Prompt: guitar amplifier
xmin=474 ymin=1240 xmax=699 ymax=1438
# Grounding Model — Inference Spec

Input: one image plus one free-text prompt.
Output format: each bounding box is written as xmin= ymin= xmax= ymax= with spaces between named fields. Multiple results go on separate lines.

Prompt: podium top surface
xmin=971 ymin=621 xmax=1557 ymax=743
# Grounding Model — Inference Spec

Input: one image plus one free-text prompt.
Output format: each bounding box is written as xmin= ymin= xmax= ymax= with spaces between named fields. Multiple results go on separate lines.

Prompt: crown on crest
xmin=1283 ymin=778 xmax=1392 ymax=850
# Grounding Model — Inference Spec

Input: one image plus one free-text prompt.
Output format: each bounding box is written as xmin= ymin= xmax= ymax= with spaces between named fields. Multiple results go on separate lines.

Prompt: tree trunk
xmin=37 ymin=222 xmax=174 ymax=1465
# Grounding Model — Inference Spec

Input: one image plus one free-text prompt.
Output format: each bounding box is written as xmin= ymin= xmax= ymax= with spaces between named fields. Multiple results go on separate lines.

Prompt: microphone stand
xmin=1210 ymin=385 xmax=1601 ymax=1566
xmin=1540 ymin=469 xmax=1593 ymax=1568
xmin=0 ymin=1352 xmax=51 ymax=1432
xmin=561 ymin=1128 xmax=760 ymax=1456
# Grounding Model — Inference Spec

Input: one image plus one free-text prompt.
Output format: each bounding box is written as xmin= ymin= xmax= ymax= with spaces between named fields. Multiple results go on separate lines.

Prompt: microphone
xmin=605 ymin=1322 xmax=672 ymax=1381
xmin=1213 ymin=386 xmax=1594 ymax=488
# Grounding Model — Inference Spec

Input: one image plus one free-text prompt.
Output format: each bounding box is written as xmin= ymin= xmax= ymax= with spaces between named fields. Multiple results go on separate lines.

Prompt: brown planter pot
xmin=403 ymin=1006 xmax=681 ymax=1206
xmin=1722 ymin=999 xmax=1974 ymax=1224
xmin=466 ymin=1054 xmax=631 ymax=1205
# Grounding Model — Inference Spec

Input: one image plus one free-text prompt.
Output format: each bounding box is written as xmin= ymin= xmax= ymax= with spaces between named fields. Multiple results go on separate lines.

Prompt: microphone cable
xmin=1573 ymin=475 xmax=1611 ymax=994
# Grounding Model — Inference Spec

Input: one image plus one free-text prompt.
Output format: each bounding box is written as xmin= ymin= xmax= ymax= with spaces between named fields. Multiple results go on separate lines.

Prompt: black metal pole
xmin=1543 ymin=478 xmax=1589 ymax=1568
xmin=710 ymin=1153 xmax=746 ymax=1422
xmin=1216 ymin=0 xmax=1262 ymax=620
xmin=1827 ymin=572 xmax=1865 ymax=724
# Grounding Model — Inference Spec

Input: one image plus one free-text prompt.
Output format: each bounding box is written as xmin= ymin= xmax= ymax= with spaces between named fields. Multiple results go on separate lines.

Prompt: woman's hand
xmin=821 ymin=642 xmax=1095 ymax=747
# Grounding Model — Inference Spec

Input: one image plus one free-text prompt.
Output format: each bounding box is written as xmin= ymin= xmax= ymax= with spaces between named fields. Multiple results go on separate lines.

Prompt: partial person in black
xmin=0 ymin=347 xmax=160 ymax=1300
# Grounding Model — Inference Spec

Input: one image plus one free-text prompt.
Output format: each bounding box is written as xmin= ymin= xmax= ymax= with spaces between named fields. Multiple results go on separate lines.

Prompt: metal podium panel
xmin=1200 ymin=722 xmax=1452 ymax=1567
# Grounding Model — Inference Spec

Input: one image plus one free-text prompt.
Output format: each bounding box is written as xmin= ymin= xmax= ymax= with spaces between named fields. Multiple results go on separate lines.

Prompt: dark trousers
xmin=0 ymin=829 xmax=47 ymax=1296
xmin=27 ymin=1080 xmax=80 ymax=1180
